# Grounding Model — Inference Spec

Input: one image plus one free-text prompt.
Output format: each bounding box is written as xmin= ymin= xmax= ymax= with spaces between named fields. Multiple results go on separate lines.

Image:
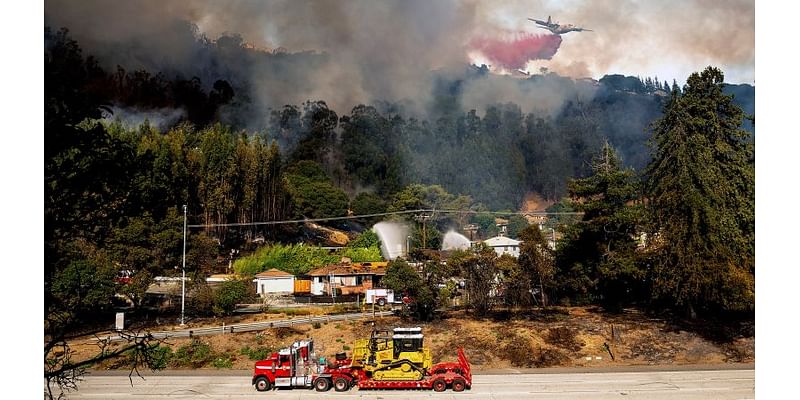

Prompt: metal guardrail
xmin=96 ymin=311 xmax=394 ymax=342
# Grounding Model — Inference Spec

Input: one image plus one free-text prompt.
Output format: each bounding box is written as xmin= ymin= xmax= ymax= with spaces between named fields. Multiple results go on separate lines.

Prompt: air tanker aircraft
xmin=528 ymin=16 xmax=592 ymax=34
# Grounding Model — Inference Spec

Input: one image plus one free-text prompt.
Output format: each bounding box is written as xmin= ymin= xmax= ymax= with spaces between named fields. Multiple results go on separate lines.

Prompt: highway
xmin=54 ymin=367 xmax=754 ymax=399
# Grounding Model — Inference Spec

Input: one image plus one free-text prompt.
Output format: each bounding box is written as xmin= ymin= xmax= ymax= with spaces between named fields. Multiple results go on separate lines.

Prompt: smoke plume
xmin=44 ymin=0 xmax=754 ymax=126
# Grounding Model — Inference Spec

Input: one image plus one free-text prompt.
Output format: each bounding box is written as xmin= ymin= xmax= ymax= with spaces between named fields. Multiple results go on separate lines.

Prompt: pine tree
xmin=555 ymin=141 xmax=644 ymax=308
xmin=645 ymin=66 xmax=754 ymax=315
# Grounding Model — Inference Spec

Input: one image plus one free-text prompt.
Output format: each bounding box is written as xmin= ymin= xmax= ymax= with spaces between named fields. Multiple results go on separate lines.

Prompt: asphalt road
xmin=52 ymin=368 xmax=754 ymax=399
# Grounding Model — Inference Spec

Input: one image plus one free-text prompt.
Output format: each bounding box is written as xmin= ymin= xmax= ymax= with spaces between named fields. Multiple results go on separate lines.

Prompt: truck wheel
xmin=315 ymin=378 xmax=331 ymax=392
xmin=254 ymin=376 xmax=271 ymax=392
xmin=432 ymin=378 xmax=447 ymax=392
xmin=452 ymin=378 xmax=466 ymax=392
xmin=334 ymin=377 xmax=350 ymax=392
xmin=377 ymin=298 xmax=386 ymax=306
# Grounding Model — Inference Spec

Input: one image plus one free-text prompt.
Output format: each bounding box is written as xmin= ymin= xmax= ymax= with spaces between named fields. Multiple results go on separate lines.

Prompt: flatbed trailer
xmin=320 ymin=348 xmax=471 ymax=392
xmin=253 ymin=335 xmax=472 ymax=393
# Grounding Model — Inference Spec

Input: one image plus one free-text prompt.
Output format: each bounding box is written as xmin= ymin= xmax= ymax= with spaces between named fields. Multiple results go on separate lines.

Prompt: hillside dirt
xmin=521 ymin=192 xmax=555 ymax=213
xmin=70 ymin=307 xmax=753 ymax=371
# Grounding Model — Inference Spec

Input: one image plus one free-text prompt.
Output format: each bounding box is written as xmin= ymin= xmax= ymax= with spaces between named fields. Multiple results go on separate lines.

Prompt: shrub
xmin=240 ymin=346 xmax=273 ymax=361
xmin=211 ymin=355 xmax=233 ymax=369
xmin=312 ymin=322 xmax=322 ymax=329
xmin=342 ymin=345 xmax=351 ymax=351
xmin=172 ymin=340 xmax=214 ymax=368
xmin=503 ymin=334 xmax=536 ymax=367
xmin=544 ymin=327 xmax=584 ymax=352
xmin=213 ymin=279 xmax=252 ymax=316
xmin=188 ymin=284 xmax=215 ymax=316
xmin=149 ymin=345 xmax=173 ymax=369
xmin=533 ymin=347 xmax=569 ymax=367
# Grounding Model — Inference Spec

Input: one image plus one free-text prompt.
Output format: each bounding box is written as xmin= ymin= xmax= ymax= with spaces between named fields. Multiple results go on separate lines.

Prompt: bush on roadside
xmin=544 ymin=326 xmax=584 ymax=352
xmin=211 ymin=354 xmax=233 ymax=369
xmin=240 ymin=345 xmax=273 ymax=361
xmin=171 ymin=339 xmax=215 ymax=368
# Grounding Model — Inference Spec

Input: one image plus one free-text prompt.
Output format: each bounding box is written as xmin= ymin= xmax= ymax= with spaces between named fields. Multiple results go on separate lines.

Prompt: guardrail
xmin=96 ymin=311 xmax=394 ymax=342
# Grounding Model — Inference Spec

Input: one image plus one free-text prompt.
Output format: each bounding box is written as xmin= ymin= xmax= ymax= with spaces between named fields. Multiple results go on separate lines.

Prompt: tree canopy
xmin=644 ymin=66 xmax=754 ymax=314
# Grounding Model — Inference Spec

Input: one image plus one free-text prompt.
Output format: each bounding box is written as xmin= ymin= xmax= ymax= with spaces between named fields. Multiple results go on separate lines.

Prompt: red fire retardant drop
xmin=471 ymin=33 xmax=563 ymax=70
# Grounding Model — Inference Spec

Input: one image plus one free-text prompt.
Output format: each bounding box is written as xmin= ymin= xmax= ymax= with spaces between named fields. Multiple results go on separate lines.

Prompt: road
xmin=53 ymin=367 xmax=754 ymax=399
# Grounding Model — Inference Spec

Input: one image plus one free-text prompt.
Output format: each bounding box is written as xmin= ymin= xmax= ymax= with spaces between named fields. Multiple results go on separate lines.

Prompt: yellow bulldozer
xmin=350 ymin=327 xmax=432 ymax=381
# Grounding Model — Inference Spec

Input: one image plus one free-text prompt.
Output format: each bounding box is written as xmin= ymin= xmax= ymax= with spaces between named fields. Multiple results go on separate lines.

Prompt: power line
xmin=187 ymin=209 xmax=583 ymax=229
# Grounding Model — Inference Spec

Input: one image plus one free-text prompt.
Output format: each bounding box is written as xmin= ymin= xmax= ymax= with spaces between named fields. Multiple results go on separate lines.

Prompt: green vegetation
xmin=285 ymin=160 xmax=349 ymax=219
xmin=233 ymin=230 xmax=383 ymax=276
xmin=240 ymin=346 xmax=273 ymax=361
xmin=172 ymin=340 xmax=215 ymax=368
xmin=233 ymin=243 xmax=337 ymax=276
xmin=212 ymin=279 xmax=254 ymax=316
xmin=554 ymin=142 xmax=644 ymax=309
xmin=645 ymin=67 xmax=754 ymax=315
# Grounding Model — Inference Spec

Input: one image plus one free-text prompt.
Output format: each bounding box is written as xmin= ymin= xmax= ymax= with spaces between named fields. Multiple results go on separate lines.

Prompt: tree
xmin=555 ymin=142 xmax=644 ymax=308
xmin=351 ymin=192 xmax=387 ymax=216
xmin=518 ymin=225 xmax=555 ymax=307
xmin=213 ymin=279 xmax=253 ymax=316
xmin=285 ymin=160 xmax=349 ymax=219
xmin=449 ymin=247 xmax=499 ymax=316
xmin=644 ymin=66 xmax=754 ymax=315
xmin=506 ymin=215 xmax=530 ymax=239
xmin=383 ymin=259 xmax=437 ymax=320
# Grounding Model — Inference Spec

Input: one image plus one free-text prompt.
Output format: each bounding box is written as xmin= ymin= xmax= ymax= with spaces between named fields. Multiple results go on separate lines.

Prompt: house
xmin=253 ymin=268 xmax=296 ymax=296
xmin=307 ymin=259 xmax=388 ymax=296
xmin=483 ymin=235 xmax=522 ymax=258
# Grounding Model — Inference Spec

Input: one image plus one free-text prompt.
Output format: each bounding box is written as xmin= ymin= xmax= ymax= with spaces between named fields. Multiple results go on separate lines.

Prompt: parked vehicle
xmin=363 ymin=288 xmax=400 ymax=306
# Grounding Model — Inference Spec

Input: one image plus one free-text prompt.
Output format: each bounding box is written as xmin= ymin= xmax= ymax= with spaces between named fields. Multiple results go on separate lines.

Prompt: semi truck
xmin=251 ymin=327 xmax=471 ymax=392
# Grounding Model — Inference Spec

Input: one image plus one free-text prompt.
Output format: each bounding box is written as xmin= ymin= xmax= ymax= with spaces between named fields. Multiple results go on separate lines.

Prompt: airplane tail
xmin=547 ymin=16 xmax=552 ymax=24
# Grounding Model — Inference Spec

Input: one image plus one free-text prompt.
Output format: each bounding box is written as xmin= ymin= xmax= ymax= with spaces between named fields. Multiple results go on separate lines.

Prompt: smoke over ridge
xmin=45 ymin=0 xmax=754 ymax=128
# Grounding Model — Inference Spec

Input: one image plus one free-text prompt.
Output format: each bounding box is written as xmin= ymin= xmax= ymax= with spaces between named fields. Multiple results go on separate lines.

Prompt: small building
xmin=253 ymin=268 xmax=296 ymax=296
xmin=483 ymin=236 xmax=522 ymax=258
xmin=307 ymin=259 xmax=388 ymax=296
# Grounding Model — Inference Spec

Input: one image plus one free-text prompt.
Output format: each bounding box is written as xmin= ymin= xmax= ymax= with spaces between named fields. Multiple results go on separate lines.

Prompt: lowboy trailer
xmin=252 ymin=328 xmax=471 ymax=392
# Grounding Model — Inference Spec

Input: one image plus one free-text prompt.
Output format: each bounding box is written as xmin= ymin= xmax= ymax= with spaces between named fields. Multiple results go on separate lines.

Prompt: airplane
xmin=528 ymin=16 xmax=592 ymax=34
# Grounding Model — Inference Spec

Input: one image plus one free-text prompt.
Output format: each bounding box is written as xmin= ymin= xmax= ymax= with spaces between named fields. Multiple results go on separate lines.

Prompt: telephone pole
xmin=181 ymin=204 xmax=187 ymax=326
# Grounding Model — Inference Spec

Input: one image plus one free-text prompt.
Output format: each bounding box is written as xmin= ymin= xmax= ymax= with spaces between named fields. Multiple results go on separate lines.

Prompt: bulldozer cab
xmin=392 ymin=327 xmax=424 ymax=359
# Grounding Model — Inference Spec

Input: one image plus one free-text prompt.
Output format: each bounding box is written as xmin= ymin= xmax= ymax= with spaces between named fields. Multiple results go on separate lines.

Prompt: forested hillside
xmin=45 ymin=26 xmax=755 ymax=323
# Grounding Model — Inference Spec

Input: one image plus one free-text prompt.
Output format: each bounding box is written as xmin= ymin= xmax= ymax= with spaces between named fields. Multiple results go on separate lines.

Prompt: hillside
xmin=73 ymin=307 xmax=753 ymax=371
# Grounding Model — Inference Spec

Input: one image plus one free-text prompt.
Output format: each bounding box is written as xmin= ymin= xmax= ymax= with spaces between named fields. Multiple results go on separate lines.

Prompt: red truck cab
xmin=252 ymin=339 xmax=320 ymax=391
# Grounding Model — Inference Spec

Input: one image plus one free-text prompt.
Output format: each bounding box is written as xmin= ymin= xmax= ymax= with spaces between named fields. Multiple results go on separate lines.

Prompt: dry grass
xmin=71 ymin=307 xmax=753 ymax=371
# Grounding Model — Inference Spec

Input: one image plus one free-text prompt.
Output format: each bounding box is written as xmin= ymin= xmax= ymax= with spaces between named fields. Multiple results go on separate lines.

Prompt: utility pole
xmin=415 ymin=213 xmax=432 ymax=249
xmin=181 ymin=204 xmax=187 ymax=326
xmin=464 ymin=224 xmax=478 ymax=242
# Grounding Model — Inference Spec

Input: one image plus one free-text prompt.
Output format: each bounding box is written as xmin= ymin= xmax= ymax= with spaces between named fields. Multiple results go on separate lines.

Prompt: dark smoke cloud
xmin=44 ymin=0 xmax=754 ymax=127
xmin=470 ymin=33 xmax=562 ymax=70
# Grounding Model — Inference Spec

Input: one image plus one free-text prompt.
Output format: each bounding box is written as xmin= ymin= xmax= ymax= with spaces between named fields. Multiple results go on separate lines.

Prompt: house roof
xmin=206 ymin=274 xmax=237 ymax=282
xmin=307 ymin=261 xmax=388 ymax=277
xmin=255 ymin=268 xmax=295 ymax=278
xmin=483 ymin=236 xmax=521 ymax=247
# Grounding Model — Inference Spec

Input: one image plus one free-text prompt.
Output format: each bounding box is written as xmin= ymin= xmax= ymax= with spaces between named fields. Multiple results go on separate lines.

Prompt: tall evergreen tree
xmin=645 ymin=66 xmax=754 ymax=315
xmin=555 ymin=141 xmax=644 ymax=308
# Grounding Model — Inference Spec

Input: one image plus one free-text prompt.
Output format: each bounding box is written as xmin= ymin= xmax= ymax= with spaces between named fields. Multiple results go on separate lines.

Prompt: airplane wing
xmin=528 ymin=18 xmax=547 ymax=25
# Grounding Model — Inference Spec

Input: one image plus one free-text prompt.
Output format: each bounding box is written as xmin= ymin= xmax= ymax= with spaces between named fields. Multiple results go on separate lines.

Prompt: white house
xmin=253 ymin=268 xmax=295 ymax=296
xmin=483 ymin=235 xmax=521 ymax=258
